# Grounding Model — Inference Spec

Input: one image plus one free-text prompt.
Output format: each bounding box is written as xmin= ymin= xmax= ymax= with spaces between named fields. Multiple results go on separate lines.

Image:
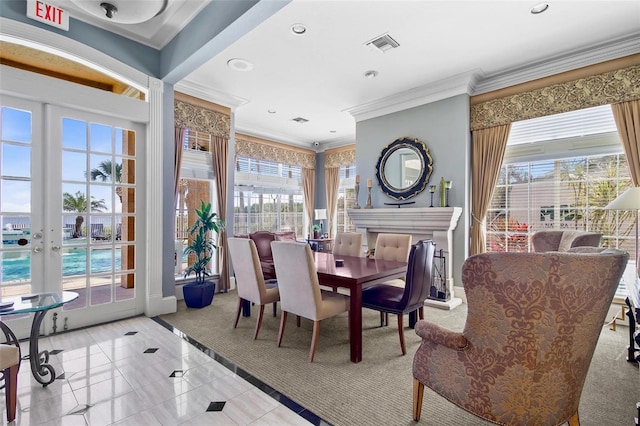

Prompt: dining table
xmin=313 ymin=251 xmax=407 ymax=363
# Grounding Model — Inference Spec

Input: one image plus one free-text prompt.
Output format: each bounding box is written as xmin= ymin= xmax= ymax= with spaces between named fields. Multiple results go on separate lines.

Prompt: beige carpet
xmin=159 ymin=291 xmax=638 ymax=426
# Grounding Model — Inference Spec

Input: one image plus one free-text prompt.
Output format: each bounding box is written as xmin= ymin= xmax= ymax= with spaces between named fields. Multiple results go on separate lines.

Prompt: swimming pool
xmin=2 ymin=248 xmax=122 ymax=282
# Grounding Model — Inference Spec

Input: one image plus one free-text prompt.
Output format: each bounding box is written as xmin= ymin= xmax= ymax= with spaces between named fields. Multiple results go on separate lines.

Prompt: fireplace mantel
xmin=348 ymin=207 xmax=463 ymax=310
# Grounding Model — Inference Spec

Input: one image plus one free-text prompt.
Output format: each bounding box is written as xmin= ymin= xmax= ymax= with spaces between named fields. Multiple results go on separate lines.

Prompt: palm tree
xmin=90 ymin=160 xmax=122 ymax=182
xmin=63 ymin=191 xmax=107 ymax=237
xmin=90 ymin=160 xmax=123 ymax=202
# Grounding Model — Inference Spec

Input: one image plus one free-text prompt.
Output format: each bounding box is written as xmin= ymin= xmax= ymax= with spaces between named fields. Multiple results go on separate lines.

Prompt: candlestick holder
xmin=445 ymin=180 xmax=452 ymax=207
xmin=353 ymin=183 xmax=361 ymax=209
xmin=429 ymin=185 xmax=436 ymax=207
xmin=365 ymin=186 xmax=373 ymax=209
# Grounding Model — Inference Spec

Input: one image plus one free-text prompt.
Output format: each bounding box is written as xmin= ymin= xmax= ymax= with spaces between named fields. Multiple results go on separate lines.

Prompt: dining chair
xmin=271 ymin=241 xmax=350 ymax=362
xmin=228 ymin=238 xmax=280 ymax=340
xmin=362 ymin=239 xmax=435 ymax=355
xmin=333 ymin=232 xmax=363 ymax=257
xmin=373 ymin=233 xmax=413 ymax=324
xmin=412 ymin=249 xmax=628 ymax=425
xmin=0 ymin=344 xmax=19 ymax=422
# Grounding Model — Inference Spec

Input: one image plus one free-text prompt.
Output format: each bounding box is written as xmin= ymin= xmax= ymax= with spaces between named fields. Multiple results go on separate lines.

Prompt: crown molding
xmin=473 ymin=32 xmax=640 ymax=95
xmin=174 ymin=80 xmax=248 ymax=110
xmin=344 ymin=70 xmax=480 ymax=123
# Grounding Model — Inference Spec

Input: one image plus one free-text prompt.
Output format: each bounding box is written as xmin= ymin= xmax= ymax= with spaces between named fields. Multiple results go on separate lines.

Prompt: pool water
xmin=2 ymin=249 xmax=121 ymax=282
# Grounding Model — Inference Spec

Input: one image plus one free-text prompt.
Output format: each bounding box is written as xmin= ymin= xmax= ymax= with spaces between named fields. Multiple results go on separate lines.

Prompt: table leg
xmin=29 ymin=310 xmax=56 ymax=386
xmin=242 ymin=299 xmax=251 ymax=317
xmin=349 ymin=287 xmax=363 ymax=363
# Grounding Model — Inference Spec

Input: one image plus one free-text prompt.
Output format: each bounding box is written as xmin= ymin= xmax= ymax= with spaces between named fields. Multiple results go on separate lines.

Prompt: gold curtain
xmin=470 ymin=124 xmax=511 ymax=255
xmin=325 ymin=167 xmax=340 ymax=237
xmin=212 ymin=136 xmax=230 ymax=292
xmin=174 ymin=127 xmax=185 ymax=206
xmin=611 ymin=100 xmax=640 ymax=186
xmin=302 ymin=168 xmax=315 ymax=238
xmin=235 ymin=134 xmax=315 ymax=169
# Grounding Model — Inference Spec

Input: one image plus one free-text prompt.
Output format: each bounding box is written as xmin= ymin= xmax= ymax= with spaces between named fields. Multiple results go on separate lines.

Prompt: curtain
xmin=470 ymin=123 xmax=511 ymax=255
xmin=302 ymin=168 xmax=316 ymax=238
xmin=174 ymin=127 xmax=185 ymax=206
xmin=325 ymin=167 xmax=340 ymax=237
xmin=611 ymin=100 xmax=640 ymax=186
xmin=212 ymin=136 xmax=230 ymax=292
xmin=611 ymin=100 xmax=640 ymax=276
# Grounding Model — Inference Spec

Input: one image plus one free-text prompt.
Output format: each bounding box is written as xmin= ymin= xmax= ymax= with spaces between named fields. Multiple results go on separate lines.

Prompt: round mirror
xmin=375 ymin=137 xmax=433 ymax=200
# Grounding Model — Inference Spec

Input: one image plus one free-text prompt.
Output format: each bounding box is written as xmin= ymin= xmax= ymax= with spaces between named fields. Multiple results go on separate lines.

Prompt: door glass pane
xmin=62 ymin=117 xmax=136 ymax=310
xmin=1 ymin=106 xmax=33 ymax=297
xmin=62 ymin=118 xmax=86 ymax=150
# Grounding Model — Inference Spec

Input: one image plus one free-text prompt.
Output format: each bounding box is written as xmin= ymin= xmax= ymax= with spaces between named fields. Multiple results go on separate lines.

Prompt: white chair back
xmin=333 ymin=232 xmax=363 ymax=257
xmin=228 ymin=237 xmax=268 ymax=303
xmin=375 ymin=233 xmax=412 ymax=262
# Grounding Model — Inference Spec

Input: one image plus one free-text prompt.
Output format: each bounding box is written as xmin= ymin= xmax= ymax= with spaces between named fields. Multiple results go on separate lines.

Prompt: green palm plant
xmin=90 ymin=160 xmax=122 ymax=182
xmin=63 ymin=191 xmax=107 ymax=237
xmin=183 ymin=201 xmax=225 ymax=283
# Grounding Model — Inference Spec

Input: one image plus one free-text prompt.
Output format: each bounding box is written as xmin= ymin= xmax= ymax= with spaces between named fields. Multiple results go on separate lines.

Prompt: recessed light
xmin=530 ymin=3 xmax=549 ymax=14
xmin=330 ymin=130 xmax=336 ymax=133
xmin=268 ymin=109 xmax=276 ymax=114
xmin=364 ymin=70 xmax=378 ymax=79
xmin=290 ymin=23 xmax=307 ymax=35
xmin=227 ymin=58 xmax=254 ymax=72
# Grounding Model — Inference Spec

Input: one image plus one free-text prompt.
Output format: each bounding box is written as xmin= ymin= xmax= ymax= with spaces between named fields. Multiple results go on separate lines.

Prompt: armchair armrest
xmin=414 ymin=320 xmax=468 ymax=350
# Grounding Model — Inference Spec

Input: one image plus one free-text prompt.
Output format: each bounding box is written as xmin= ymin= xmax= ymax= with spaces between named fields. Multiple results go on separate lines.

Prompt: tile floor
xmin=1 ymin=316 xmax=324 ymax=425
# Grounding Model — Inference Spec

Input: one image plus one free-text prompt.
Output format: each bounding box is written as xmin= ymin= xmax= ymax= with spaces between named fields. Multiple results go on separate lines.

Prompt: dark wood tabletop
xmin=312 ymin=252 xmax=407 ymax=363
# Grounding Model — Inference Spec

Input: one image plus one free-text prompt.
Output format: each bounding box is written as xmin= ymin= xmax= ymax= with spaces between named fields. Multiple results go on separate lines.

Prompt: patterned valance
xmin=471 ymin=63 xmax=640 ymax=131
xmin=174 ymin=99 xmax=230 ymax=138
xmin=235 ymin=136 xmax=316 ymax=169
xmin=324 ymin=145 xmax=356 ymax=168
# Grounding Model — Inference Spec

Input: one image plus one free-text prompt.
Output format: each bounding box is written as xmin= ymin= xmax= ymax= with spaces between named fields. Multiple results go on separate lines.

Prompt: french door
xmin=1 ymin=95 xmax=143 ymax=339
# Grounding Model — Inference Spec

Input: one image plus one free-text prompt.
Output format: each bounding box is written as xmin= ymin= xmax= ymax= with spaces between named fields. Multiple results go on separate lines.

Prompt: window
xmin=234 ymin=156 xmax=305 ymax=237
xmin=336 ymin=164 xmax=357 ymax=233
xmin=485 ymin=105 xmax=635 ymax=300
xmin=175 ymin=129 xmax=219 ymax=279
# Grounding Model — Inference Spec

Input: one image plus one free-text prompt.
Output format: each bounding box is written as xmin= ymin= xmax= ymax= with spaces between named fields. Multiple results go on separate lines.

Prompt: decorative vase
xmin=313 ymin=230 xmax=319 ymax=239
xmin=439 ymin=177 xmax=446 ymax=207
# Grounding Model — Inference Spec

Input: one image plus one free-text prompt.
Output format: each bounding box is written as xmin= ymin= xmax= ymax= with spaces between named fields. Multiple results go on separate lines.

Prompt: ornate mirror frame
xmin=375 ymin=137 xmax=433 ymax=200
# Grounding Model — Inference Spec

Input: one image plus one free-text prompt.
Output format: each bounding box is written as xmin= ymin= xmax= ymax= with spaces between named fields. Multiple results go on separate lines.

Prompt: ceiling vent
xmin=291 ymin=117 xmax=309 ymax=124
xmin=365 ymin=33 xmax=400 ymax=52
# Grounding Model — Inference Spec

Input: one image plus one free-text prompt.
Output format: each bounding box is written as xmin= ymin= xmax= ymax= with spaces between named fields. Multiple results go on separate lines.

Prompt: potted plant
xmin=312 ymin=224 xmax=321 ymax=239
xmin=182 ymin=201 xmax=224 ymax=308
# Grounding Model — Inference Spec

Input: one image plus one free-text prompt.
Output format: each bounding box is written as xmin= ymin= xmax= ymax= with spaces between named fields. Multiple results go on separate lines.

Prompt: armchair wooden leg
xmin=413 ymin=378 xmax=424 ymax=421
xmin=296 ymin=315 xmax=301 ymax=327
xmin=418 ymin=306 xmax=424 ymax=320
xmin=234 ymin=298 xmax=243 ymax=328
xmin=567 ymin=411 xmax=580 ymax=426
xmin=277 ymin=311 xmax=288 ymax=347
xmin=309 ymin=320 xmax=320 ymax=363
xmin=254 ymin=305 xmax=265 ymax=340
xmin=397 ymin=314 xmax=406 ymax=355
xmin=4 ymin=363 xmax=18 ymax=422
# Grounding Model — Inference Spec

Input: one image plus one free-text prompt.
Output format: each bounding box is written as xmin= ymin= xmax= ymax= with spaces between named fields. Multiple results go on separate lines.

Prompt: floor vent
xmin=365 ymin=33 xmax=400 ymax=52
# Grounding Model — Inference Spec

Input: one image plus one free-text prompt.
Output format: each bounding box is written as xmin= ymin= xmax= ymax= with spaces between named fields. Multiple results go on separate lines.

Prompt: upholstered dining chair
xmin=0 ymin=343 xmax=19 ymax=422
xmin=333 ymin=232 xmax=363 ymax=257
xmin=412 ymin=249 xmax=628 ymax=425
xmin=228 ymin=238 xmax=280 ymax=340
xmin=362 ymin=239 xmax=435 ymax=355
xmin=271 ymin=241 xmax=350 ymax=362
xmin=531 ymin=230 xmax=602 ymax=252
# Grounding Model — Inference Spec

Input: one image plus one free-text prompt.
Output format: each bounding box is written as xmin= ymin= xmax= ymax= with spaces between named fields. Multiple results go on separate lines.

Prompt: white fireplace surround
xmin=348 ymin=207 xmax=463 ymax=310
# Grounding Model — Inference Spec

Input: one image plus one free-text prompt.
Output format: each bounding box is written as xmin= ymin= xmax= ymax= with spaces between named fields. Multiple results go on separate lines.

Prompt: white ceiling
xmin=53 ymin=1 xmax=640 ymax=150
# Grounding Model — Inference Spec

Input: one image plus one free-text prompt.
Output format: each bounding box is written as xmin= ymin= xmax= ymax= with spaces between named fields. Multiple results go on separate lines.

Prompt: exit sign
xmin=26 ymin=0 xmax=69 ymax=31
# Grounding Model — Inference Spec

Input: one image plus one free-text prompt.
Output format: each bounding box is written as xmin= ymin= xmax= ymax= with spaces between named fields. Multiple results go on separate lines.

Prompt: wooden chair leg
xmin=296 ymin=315 xmax=301 ymax=327
xmin=234 ymin=298 xmax=243 ymax=328
xmin=413 ymin=378 xmax=424 ymax=421
xmin=397 ymin=314 xmax=406 ymax=355
xmin=4 ymin=363 xmax=18 ymax=422
xmin=254 ymin=305 xmax=265 ymax=340
xmin=418 ymin=306 xmax=424 ymax=320
xmin=277 ymin=311 xmax=288 ymax=347
xmin=379 ymin=311 xmax=385 ymax=327
xmin=309 ymin=320 xmax=320 ymax=363
xmin=567 ymin=411 xmax=580 ymax=426
xmin=272 ymin=301 xmax=277 ymax=317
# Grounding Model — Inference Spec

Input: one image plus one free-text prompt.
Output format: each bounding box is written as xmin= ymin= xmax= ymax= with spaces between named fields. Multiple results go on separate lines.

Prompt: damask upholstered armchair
xmin=412 ymin=249 xmax=627 ymax=425
xmin=531 ymin=230 xmax=602 ymax=252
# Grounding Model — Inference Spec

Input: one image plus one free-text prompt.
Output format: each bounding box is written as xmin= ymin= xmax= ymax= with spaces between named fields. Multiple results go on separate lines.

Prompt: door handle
xmin=33 ymin=246 xmax=43 ymax=253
